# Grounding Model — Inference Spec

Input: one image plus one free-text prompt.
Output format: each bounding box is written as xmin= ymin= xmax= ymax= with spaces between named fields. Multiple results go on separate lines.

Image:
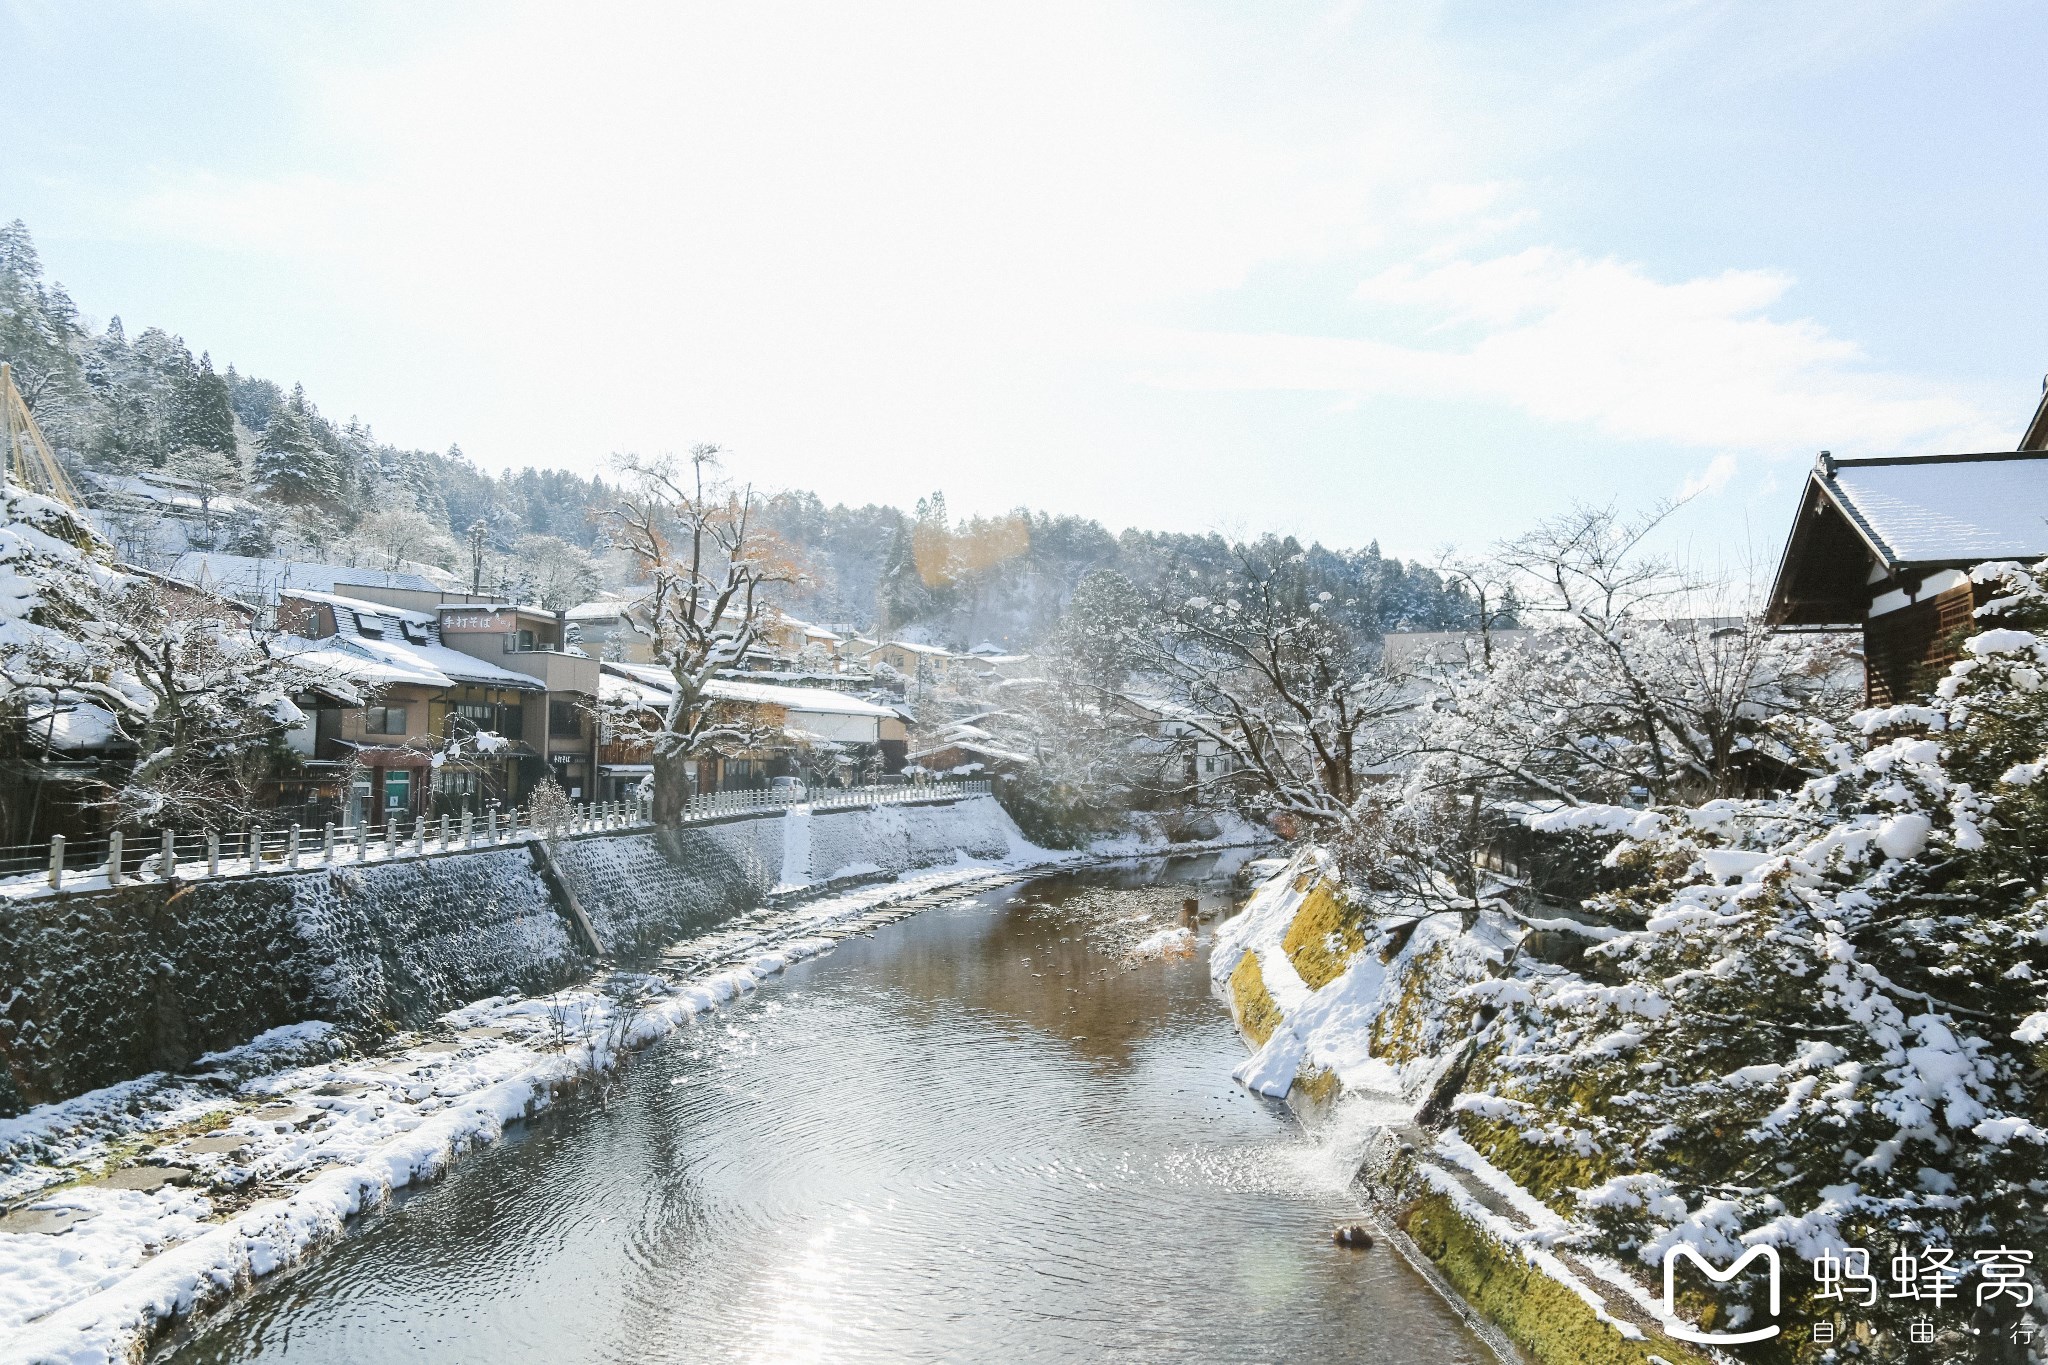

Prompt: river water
xmin=168 ymin=857 xmax=1491 ymax=1364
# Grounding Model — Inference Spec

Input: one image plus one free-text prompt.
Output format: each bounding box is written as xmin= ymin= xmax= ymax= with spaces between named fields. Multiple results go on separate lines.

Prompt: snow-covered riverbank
xmin=0 ymin=856 xmax=1065 ymax=1365
xmin=1 ymin=821 xmax=1274 ymax=1365
xmin=1208 ymin=852 xmax=1721 ymax=1365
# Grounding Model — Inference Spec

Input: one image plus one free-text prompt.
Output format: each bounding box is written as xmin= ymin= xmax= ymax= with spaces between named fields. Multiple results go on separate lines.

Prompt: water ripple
xmin=172 ymin=866 xmax=1488 ymax=1365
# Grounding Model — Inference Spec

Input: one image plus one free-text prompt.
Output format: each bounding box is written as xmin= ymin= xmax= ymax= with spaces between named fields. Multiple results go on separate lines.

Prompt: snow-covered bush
xmin=1454 ymin=558 xmax=2048 ymax=1345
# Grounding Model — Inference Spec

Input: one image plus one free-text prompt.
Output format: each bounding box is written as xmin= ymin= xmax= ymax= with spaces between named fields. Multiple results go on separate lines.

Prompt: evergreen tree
xmin=165 ymin=354 xmax=237 ymax=456
xmin=252 ymin=386 xmax=332 ymax=505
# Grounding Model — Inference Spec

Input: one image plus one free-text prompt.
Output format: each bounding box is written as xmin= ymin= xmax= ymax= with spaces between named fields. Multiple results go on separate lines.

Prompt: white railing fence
xmin=0 ymin=779 xmax=993 ymax=896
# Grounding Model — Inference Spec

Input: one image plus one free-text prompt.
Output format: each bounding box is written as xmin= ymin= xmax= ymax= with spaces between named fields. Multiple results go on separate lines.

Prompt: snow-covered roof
xmin=566 ymin=598 xmax=634 ymax=621
xmin=278 ymin=588 xmax=545 ymax=692
xmin=285 ymin=587 xmax=439 ymax=627
xmin=707 ymin=679 xmax=897 ymax=717
xmin=599 ymin=672 xmax=672 ymax=710
xmin=909 ymin=739 xmax=1032 ymax=766
xmin=599 ymin=662 xmax=895 ymax=718
xmin=174 ymin=553 xmax=446 ymax=604
xmin=25 ymin=703 xmax=125 ymax=752
xmin=1823 ymin=452 xmax=2048 ymax=566
xmin=867 ymin=638 xmax=955 ymax=657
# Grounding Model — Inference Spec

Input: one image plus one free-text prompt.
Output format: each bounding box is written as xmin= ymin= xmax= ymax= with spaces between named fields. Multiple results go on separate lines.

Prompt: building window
xmin=454 ymin=701 xmax=496 ymax=732
xmin=365 ymin=705 xmax=407 ymax=735
xmin=549 ymin=700 xmax=583 ymax=737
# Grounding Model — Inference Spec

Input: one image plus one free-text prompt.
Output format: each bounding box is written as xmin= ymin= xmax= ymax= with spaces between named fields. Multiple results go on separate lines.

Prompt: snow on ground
xmin=1212 ymin=855 xmax=1695 ymax=1349
xmin=0 ymin=856 xmax=1075 ymax=1365
xmin=1126 ymin=925 xmax=1194 ymax=960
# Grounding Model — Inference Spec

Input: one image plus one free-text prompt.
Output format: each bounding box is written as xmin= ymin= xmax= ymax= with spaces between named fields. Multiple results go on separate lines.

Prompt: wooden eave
xmin=1765 ymin=471 xmax=1892 ymax=627
xmin=2024 ymin=385 xmax=2048 ymax=452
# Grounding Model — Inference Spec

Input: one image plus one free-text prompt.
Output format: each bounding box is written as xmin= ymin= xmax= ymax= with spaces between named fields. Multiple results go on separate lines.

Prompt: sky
xmin=2 ymin=0 xmax=2043 ymax=564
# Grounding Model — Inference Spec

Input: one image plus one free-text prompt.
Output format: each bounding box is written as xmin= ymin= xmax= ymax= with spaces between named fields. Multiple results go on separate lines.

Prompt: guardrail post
xmin=486 ymin=808 xmax=498 ymax=843
xmin=161 ymin=828 xmax=176 ymax=879
xmin=462 ymin=810 xmax=473 ymax=846
xmin=384 ymin=818 xmax=396 ymax=858
xmin=413 ymin=817 xmax=425 ymax=856
xmin=356 ymin=820 xmax=368 ymax=860
xmin=439 ymin=813 xmax=451 ymax=849
xmin=207 ymin=830 xmax=219 ymax=877
xmin=108 ymin=830 xmax=124 ymax=887
xmin=323 ymin=823 xmax=335 ymax=862
xmin=48 ymin=834 xmax=62 ymax=890
xmin=287 ymin=825 xmax=301 ymax=869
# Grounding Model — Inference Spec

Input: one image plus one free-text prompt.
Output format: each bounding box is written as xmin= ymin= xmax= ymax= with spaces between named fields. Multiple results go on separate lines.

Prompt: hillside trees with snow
xmin=0 ymin=485 xmax=331 ymax=839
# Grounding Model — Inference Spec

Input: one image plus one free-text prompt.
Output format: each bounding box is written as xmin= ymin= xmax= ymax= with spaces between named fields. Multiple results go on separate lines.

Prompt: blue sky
xmin=2 ymin=1 xmax=2042 ymax=566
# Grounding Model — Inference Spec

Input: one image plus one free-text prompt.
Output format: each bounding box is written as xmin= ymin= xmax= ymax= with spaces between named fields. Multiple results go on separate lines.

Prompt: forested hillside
xmin=0 ymin=219 xmax=1481 ymax=645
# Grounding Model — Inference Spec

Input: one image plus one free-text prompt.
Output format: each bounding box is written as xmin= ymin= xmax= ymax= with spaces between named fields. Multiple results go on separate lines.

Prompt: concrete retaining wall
xmin=0 ymin=796 xmax=1019 ymax=1115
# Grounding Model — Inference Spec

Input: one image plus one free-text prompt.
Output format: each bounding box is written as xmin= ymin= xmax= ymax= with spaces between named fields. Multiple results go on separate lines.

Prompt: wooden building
xmin=1766 ymin=449 xmax=2048 ymax=704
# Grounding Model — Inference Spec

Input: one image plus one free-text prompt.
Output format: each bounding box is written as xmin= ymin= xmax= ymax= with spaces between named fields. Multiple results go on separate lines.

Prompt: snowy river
xmin=165 ymin=857 xmax=1491 ymax=1364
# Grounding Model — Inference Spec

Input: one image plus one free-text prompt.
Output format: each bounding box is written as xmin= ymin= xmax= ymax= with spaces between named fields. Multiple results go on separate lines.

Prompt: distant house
xmin=1766 ymin=449 xmax=2048 ymax=704
xmin=862 ymin=639 xmax=959 ymax=697
xmin=565 ymin=598 xmax=653 ymax=663
xmin=275 ymin=589 xmax=551 ymax=825
xmin=1117 ymin=694 xmax=1242 ymax=797
xmin=596 ymin=662 xmax=907 ymax=795
xmin=271 ymin=576 xmax=606 ymax=816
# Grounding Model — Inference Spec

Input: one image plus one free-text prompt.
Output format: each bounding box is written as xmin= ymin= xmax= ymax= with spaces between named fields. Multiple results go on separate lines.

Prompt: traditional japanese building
xmin=1766 ymin=444 xmax=2048 ymax=705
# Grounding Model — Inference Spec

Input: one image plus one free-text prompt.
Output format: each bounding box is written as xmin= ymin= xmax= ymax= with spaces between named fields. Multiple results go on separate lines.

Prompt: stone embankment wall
xmin=0 ymin=796 xmax=1018 ymax=1116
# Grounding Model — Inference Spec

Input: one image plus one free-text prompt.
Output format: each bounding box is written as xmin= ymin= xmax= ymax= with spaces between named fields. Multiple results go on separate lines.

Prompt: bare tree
xmin=602 ymin=446 xmax=802 ymax=823
xmin=1423 ymin=502 xmax=1858 ymax=807
xmin=1118 ymin=542 xmax=1412 ymax=826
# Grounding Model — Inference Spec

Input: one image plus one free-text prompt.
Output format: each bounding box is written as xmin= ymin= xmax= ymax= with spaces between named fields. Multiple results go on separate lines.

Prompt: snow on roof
xmin=599 ymin=671 xmax=672 ymax=709
xmin=278 ymin=594 xmax=546 ymax=692
xmin=868 ymin=638 xmax=955 ymax=657
xmin=566 ymin=599 xmax=635 ymax=621
xmin=707 ymin=679 xmax=897 ymax=717
xmin=173 ymin=553 xmax=445 ymax=604
xmin=281 ymin=587 xmax=437 ymax=627
xmin=909 ymin=739 xmax=1033 ymax=766
xmin=1824 ymin=452 xmax=2048 ymax=566
xmin=26 ymin=702 xmax=124 ymax=752
xmin=599 ymin=662 xmax=894 ymax=717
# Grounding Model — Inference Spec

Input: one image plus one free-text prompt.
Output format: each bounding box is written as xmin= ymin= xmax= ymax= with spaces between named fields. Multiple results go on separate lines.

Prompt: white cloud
xmin=1139 ymin=246 xmax=2002 ymax=456
xmin=1680 ymin=453 xmax=1739 ymax=499
xmin=37 ymin=0 xmax=2012 ymax=553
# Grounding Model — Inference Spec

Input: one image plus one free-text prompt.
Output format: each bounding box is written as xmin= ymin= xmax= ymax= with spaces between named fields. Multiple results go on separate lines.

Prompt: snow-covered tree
xmin=1442 ymin=558 xmax=2048 ymax=1350
xmin=512 ymin=533 xmax=601 ymax=610
xmin=0 ymin=484 xmax=327 ymax=833
xmin=164 ymin=355 xmax=237 ymax=457
xmin=1118 ymin=538 xmax=1411 ymax=825
xmin=1442 ymin=503 xmax=1859 ymax=806
xmin=332 ymin=502 xmax=458 ymax=572
xmin=252 ymin=386 xmax=334 ymax=505
xmin=602 ymin=446 xmax=803 ymax=823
